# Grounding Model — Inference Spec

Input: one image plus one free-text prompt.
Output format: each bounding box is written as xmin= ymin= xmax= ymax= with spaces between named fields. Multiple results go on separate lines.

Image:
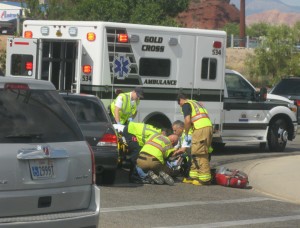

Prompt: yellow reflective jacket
xmin=128 ymin=122 xmax=161 ymax=147
xmin=141 ymin=133 xmax=174 ymax=164
xmin=186 ymin=100 xmax=212 ymax=129
xmin=110 ymin=92 xmax=139 ymax=124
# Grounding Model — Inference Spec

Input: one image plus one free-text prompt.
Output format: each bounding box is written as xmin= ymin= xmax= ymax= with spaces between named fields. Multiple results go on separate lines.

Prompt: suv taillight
xmin=87 ymin=143 xmax=96 ymax=184
xmin=294 ymin=100 xmax=300 ymax=106
xmin=97 ymin=133 xmax=118 ymax=146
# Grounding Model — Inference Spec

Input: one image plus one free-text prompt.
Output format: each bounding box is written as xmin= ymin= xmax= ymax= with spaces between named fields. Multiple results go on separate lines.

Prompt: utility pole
xmin=240 ymin=0 xmax=246 ymax=47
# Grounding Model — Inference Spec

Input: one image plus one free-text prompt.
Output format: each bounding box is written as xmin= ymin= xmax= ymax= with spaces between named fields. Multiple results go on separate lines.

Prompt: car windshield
xmin=0 ymin=88 xmax=83 ymax=143
xmin=63 ymin=96 xmax=109 ymax=122
xmin=271 ymin=79 xmax=300 ymax=96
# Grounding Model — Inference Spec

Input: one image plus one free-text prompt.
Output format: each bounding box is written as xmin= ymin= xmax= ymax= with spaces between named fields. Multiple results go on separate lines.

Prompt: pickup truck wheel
xmin=268 ymin=118 xmax=288 ymax=152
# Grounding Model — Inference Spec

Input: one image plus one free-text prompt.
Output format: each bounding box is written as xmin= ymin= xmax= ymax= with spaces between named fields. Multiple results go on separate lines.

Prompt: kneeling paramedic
xmin=114 ymin=121 xmax=162 ymax=181
xmin=177 ymin=93 xmax=213 ymax=186
xmin=136 ymin=133 xmax=179 ymax=185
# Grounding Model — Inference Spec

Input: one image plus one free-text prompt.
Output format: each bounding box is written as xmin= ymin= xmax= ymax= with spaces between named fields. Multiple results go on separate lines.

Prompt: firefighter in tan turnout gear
xmin=136 ymin=133 xmax=179 ymax=185
xmin=114 ymin=121 xmax=162 ymax=182
xmin=177 ymin=93 xmax=213 ymax=186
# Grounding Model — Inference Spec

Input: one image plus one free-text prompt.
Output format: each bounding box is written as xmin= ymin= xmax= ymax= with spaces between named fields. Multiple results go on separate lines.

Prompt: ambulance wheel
xmin=267 ymin=118 xmax=287 ymax=152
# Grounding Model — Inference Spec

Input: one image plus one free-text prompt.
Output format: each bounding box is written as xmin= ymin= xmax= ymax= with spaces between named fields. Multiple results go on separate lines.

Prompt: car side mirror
xmin=259 ymin=87 xmax=267 ymax=101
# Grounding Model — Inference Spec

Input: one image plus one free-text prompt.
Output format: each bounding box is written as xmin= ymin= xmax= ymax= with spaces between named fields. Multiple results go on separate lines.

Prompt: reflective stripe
xmin=189 ymin=100 xmax=209 ymax=121
xmin=146 ymin=141 xmax=164 ymax=152
xmin=198 ymin=173 xmax=211 ymax=182
xmin=142 ymin=133 xmax=174 ymax=164
xmin=147 ymin=133 xmax=160 ymax=141
xmin=189 ymin=170 xmax=198 ymax=179
xmin=187 ymin=100 xmax=212 ymax=129
xmin=191 ymin=113 xmax=209 ymax=122
xmin=145 ymin=134 xmax=172 ymax=154
xmin=189 ymin=171 xmax=211 ymax=182
xmin=142 ymin=125 xmax=159 ymax=144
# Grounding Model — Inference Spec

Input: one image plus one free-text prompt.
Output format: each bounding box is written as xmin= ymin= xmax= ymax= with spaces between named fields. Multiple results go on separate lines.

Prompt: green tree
xmin=247 ymin=22 xmax=270 ymax=37
xmin=23 ymin=0 xmax=74 ymax=20
xmin=245 ymin=24 xmax=298 ymax=85
xmin=23 ymin=0 xmax=45 ymax=19
xmin=69 ymin=0 xmax=129 ymax=22
xmin=129 ymin=1 xmax=179 ymax=26
xmin=23 ymin=0 xmax=189 ymax=26
xmin=222 ymin=23 xmax=239 ymax=36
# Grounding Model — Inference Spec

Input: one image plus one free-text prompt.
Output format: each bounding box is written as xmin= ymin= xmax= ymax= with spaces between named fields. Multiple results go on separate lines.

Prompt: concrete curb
xmin=217 ymin=155 xmax=300 ymax=204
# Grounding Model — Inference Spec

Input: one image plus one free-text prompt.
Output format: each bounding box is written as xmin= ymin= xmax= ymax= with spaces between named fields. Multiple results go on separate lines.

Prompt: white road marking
xmin=156 ymin=215 xmax=300 ymax=227
xmin=101 ymin=197 xmax=274 ymax=213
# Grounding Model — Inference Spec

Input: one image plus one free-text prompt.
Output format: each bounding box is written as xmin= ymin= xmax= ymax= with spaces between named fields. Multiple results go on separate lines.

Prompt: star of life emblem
xmin=113 ymin=55 xmax=131 ymax=80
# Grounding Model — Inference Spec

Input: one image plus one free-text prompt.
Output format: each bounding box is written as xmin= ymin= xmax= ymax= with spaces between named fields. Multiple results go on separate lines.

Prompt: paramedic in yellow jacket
xmin=177 ymin=93 xmax=213 ymax=186
xmin=136 ymin=133 xmax=179 ymax=185
xmin=114 ymin=122 xmax=162 ymax=181
xmin=110 ymin=87 xmax=143 ymax=125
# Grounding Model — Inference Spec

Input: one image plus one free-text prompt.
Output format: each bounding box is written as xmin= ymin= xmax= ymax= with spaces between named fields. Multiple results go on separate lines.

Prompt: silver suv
xmin=0 ymin=77 xmax=100 ymax=228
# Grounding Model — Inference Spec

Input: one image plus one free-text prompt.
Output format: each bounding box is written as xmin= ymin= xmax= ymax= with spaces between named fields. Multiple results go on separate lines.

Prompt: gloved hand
xmin=113 ymin=123 xmax=125 ymax=133
xmin=184 ymin=135 xmax=192 ymax=145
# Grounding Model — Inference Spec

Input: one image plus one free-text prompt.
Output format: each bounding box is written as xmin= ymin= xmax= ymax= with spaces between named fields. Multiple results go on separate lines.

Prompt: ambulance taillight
xmin=213 ymin=41 xmax=222 ymax=49
xmin=118 ymin=34 xmax=128 ymax=43
xmin=82 ymin=65 xmax=92 ymax=74
xmin=24 ymin=31 xmax=33 ymax=38
xmin=25 ymin=62 xmax=33 ymax=71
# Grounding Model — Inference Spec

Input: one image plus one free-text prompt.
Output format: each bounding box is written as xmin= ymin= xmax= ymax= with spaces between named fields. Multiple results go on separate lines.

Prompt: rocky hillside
xmin=231 ymin=0 xmax=300 ymax=15
xmin=176 ymin=0 xmax=240 ymax=29
xmin=177 ymin=0 xmax=300 ymax=29
xmin=246 ymin=10 xmax=300 ymax=26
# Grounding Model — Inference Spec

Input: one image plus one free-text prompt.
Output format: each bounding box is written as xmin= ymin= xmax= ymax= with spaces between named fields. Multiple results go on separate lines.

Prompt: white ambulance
xmin=5 ymin=20 xmax=298 ymax=152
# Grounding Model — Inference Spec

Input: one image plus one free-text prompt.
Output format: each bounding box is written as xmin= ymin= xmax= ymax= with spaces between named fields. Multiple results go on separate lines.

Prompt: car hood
xmin=267 ymin=93 xmax=293 ymax=104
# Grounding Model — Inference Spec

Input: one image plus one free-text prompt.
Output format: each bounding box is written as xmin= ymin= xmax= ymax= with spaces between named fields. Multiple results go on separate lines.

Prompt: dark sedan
xmin=61 ymin=93 xmax=119 ymax=185
xmin=269 ymin=77 xmax=300 ymax=124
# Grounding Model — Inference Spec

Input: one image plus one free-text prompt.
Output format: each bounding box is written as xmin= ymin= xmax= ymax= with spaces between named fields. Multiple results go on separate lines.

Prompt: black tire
xmin=98 ymin=169 xmax=116 ymax=185
xmin=267 ymin=118 xmax=288 ymax=152
xmin=212 ymin=142 xmax=226 ymax=153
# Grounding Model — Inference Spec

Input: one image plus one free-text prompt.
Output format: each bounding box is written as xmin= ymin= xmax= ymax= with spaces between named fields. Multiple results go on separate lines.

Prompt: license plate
xmin=30 ymin=159 xmax=55 ymax=179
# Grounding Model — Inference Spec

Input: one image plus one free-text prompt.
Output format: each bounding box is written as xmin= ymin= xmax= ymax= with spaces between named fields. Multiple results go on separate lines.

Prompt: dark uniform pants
xmin=123 ymin=126 xmax=141 ymax=163
xmin=123 ymin=125 xmax=141 ymax=177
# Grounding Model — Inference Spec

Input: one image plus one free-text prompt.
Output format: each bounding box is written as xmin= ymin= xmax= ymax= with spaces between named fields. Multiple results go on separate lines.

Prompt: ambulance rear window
xmin=201 ymin=58 xmax=217 ymax=80
xmin=10 ymin=54 xmax=33 ymax=76
xmin=139 ymin=58 xmax=170 ymax=77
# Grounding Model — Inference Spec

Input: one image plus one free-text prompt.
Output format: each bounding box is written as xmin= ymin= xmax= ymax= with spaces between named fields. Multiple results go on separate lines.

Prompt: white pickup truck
xmin=219 ymin=69 xmax=298 ymax=152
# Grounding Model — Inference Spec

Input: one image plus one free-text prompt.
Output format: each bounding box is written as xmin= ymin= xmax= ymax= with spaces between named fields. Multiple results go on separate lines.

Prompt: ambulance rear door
xmin=6 ymin=37 xmax=38 ymax=78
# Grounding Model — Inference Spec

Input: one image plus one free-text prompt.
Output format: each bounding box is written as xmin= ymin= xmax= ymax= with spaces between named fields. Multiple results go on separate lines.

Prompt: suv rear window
xmin=63 ymin=96 xmax=109 ymax=122
xmin=0 ymin=88 xmax=83 ymax=143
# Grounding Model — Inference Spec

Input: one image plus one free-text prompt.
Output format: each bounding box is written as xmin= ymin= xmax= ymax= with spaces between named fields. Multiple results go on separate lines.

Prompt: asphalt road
xmin=99 ymin=137 xmax=300 ymax=228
